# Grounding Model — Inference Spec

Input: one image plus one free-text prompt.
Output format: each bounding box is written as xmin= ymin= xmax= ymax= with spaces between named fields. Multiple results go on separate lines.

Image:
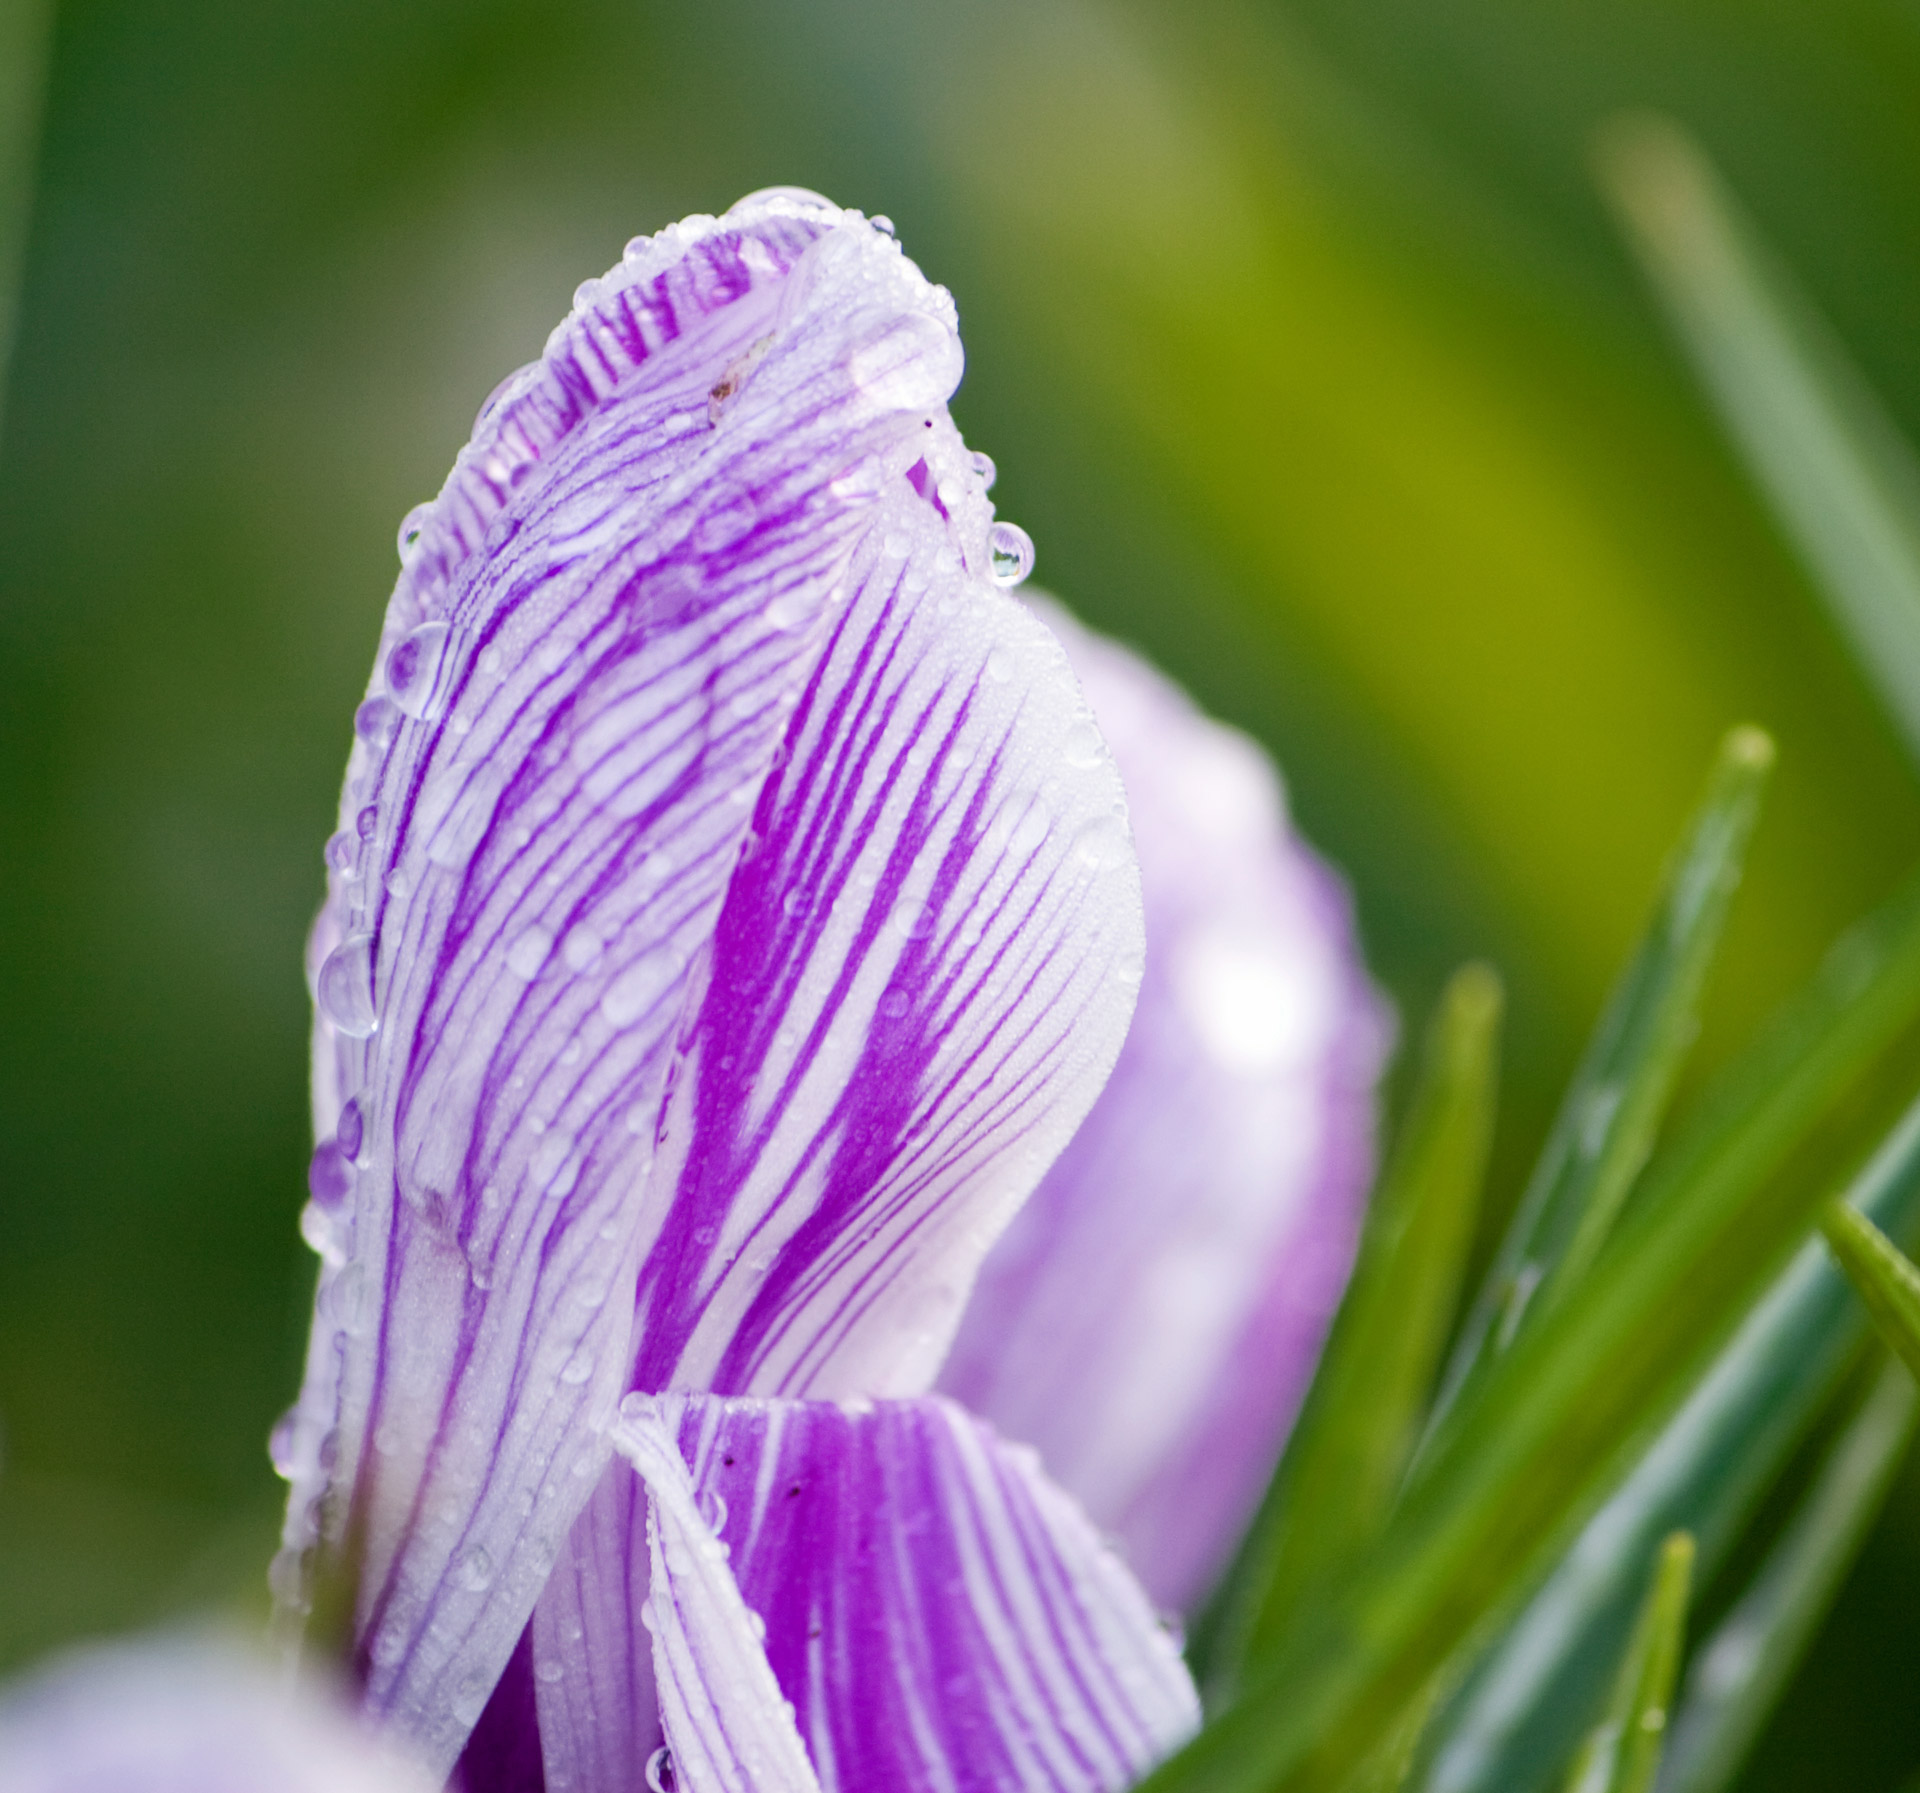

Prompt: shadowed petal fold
xmin=609 ymin=1394 xmax=1199 ymax=1793
xmin=940 ymin=603 xmax=1390 ymax=1611
xmin=278 ymin=193 xmax=1145 ymax=1778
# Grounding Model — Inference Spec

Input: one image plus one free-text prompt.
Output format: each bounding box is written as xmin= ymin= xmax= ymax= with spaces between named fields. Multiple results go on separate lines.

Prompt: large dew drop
xmin=317 ymin=934 xmax=379 ymax=1038
xmin=386 ymin=620 xmax=453 ymax=720
xmin=987 ymin=520 xmax=1035 ymax=588
xmin=848 ymin=311 xmax=963 ymax=414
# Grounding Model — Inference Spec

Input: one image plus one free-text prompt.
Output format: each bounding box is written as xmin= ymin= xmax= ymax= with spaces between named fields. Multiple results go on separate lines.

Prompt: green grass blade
xmin=1415 ymin=1129 xmax=1920 ymax=1793
xmin=1430 ymin=729 xmax=1773 ymax=1440
xmin=1209 ymin=964 xmax=1501 ymax=1689
xmin=1137 ymin=872 xmax=1920 ymax=1793
xmin=1558 ymin=1532 xmax=1693 ymax=1793
xmin=1658 ymin=1363 xmax=1918 ymax=1793
xmin=1597 ymin=114 xmax=1920 ymax=767
xmin=1820 ymin=1202 xmax=1920 ymax=1384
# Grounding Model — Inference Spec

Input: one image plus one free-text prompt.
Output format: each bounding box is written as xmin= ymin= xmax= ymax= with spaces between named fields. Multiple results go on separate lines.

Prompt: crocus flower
xmin=273 ymin=188 xmax=1381 ymax=1793
xmin=0 ymin=1637 xmax=439 ymax=1793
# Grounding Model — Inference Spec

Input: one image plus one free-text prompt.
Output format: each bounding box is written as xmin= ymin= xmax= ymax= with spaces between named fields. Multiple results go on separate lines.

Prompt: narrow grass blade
xmin=1209 ymin=964 xmax=1501 ymax=1689
xmin=1820 ymin=1202 xmax=1920 ymax=1384
xmin=1558 ymin=1532 xmax=1693 ymax=1793
xmin=1138 ymin=870 xmax=1920 ymax=1793
xmin=1431 ymin=728 xmax=1773 ymax=1440
xmin=1597 ymin=114 xmax=1920 ymax=767
xmin=1658 ymin=1363 xmax=1918 ymax=1793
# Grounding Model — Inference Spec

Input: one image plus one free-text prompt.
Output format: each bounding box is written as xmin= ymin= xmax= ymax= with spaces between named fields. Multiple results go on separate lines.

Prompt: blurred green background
xmin=3 ymin=0 xmax=1919 ymax=1783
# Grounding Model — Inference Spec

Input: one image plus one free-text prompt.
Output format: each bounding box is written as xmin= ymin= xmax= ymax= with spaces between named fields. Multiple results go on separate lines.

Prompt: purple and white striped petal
xmin=491 ymin=426 xmax=1146 ymax=1793
xmin=0 ymin=1638 xmax=438 ymax=1793
xmin=940 ymin=604 xmax=1390 ymax=1612
xmin=609 ymin=1393 xmax=1199 ymax=1793
xmin=276 ymin=192 xmax=1144 ymax=1776
xmin=626 ymin=516 xmax=1143 ymax=1403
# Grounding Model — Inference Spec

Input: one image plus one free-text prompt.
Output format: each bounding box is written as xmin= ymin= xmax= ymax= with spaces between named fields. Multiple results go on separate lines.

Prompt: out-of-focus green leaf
xmin=1429 ymin=728 xmax=1773 ymax=1440
xmin=1340 ymin=1669 xmax=1454 ymax=1793
xmin=1558 ymin=1532 xmax=1693 ymax=1793
xmin=1598 ymin=114 xmax=1920 ymax=770
xmin=1821 ymin=1203 xmax=1920 ymax=1385
xmin=1657 ymin=1362 xmax=1917 ymax=1793
xmin=1415 ymin=1109 xmax=1920 ymax=1793
xmin=1209 ymin=963 xmax=1501 ymax=1691
xmin=1139 ymin=869 xmax=1920 ymax=1793
xmin=0 ymin=0 xmax=51 ymax=438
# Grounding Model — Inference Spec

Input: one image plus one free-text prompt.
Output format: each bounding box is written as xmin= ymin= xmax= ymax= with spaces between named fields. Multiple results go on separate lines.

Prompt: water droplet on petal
xmin=969 ymin=449 xmax=997 ymax=489
xmin=765 ymin=587 xmax=822 ymax=633
xmin=507 ymin=927 xmax=553 ymax=980
xmin=318 ymin=934 xmax=378 ymax=1037
xmin=1071 ymin=816 xmax=1130 ymax=871
xmin=700 ymin=1490 xmax=729 ymax=1533
xmin=452 ymin=1672 xmax=490 ymax=1726
xmin=336 ymin=1097 xmax=364 ymax=1160
xmin=456 ymin=1546 xmax=495 ymax=1592
xmin=646 ymin=1747 xmax=677 ymax=1793
xmin=356 ymin=804 xmax=380 ymax=840
xmin=355 ymin=696 xmax=400 ymax=748
xmin=308 ymin=1139 xmax=355 ymax=1210
xmin=988 ymin=521 xmax=1034 ymax=587
xmin=891 ymin=897 xmax=934 ymax=941
xmin=299 ymin=1200 xmax=347 ymax=1265
xmin=1062 ymin=721 xmax=1105 ymax=769
xmin=324 ymin=831 xmax=360 ymax=880
xmin=562 ymin=926 xmax=603 ymax=974
xmin=849 ymin=311 xmax=963 ymax=413
xmin=268 ymin=1407 xmax=299 ymax=1478
xmin=397 ymin=504 xmax=432 ymax=564
xmin=386 ymin=621 xmax=453 ymax=720
xmin=602 ymin=951 xmax=681 ymax=1029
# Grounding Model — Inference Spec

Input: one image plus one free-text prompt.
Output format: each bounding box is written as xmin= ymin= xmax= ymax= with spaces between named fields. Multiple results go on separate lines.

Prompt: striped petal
xmin=279 ymin=193 xmax=995 ymax=1769
xmin=940 ymin=603 xmax=1390 ymax=1611
xmin=492 ymin=444 xmax=1147 ymax=1793
xmin=277 ymin=192 xmax=1144 ymax=1778
xmin=625 ymin=516 xmax=1143 ymax=1403
xmin=608 ymin=1393 xmax=1199 ymax=1793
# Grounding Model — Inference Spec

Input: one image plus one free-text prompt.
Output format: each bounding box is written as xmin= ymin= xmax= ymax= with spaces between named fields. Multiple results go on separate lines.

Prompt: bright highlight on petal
xmin=610 ymin=1393 xmax=1199 ymax=1793
xmin=941 ymin=602 xmax=1389 ymax=1611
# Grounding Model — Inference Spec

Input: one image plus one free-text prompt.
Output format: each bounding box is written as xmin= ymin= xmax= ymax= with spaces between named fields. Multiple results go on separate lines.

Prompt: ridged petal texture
xmin=609 ymin=1394 xmax=1200 ymax=1793
xmin=0 ymin=1640 xmax=438 ymax=1793
xmin=940 ymin=603 xmax=1389 ymax=1611
xmin=273 ymin=192 xmax=1144 ymax=1779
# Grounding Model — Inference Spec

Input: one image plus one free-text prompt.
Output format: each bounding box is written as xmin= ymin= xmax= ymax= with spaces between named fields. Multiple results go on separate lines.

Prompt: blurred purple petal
xmin=609 ymin=1393 xmax=1198 ymax=1793
xmin=278 ymin=192 xmax=1143 ymax=1775
xmin=0 ymin=1638 xmax=437 ymax=1793
xmin=940 ymin=603 xmax=1391 ymax=1611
